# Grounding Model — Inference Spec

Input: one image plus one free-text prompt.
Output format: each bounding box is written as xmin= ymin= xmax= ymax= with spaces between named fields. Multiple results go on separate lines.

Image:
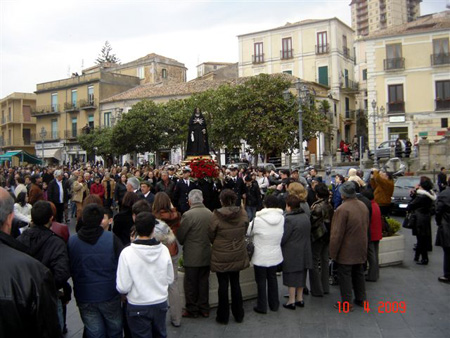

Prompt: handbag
xmin=245 ymin=219 xmax=255 ymax=260
xmin=402 ymin=211 xmax=416 ymax=230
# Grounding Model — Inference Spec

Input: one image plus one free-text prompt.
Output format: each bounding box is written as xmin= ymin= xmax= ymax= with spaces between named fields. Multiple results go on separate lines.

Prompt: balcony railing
xmin=342 ymin=47 xmax=355 ymax=61
xmin=280 ymin=49 xmax=294 ymax=60
xmin=64 ymin=102 xmax=80 ymax=112
xmin=64 ymin=128 xmax=90 ymax=139
xmin=31 ymin=131 xmax=61 ymax=142
xmin=380 ymin=14 xmax=387 ymax=22
xmin=342 ymin=79 xmax=359 ymax=91
xmin=435 ymin=99 xmax=450 ymax=111
xmin=431 ymin=53 xmax=450 ymax=66
xmin=31 ymin=104 xmax=61 ymax=116
xmin=252 ymin=54 xmax=265 ymax=64
xmin=387 ymin=102 xmax=405 ymax=114
xmin=384 ymin=57 xmax=405 ymax=70
xmin=316 ymin=44 xmax=329 ymax=55
xmin=345 ymin=110 xmax=356 ymax=120
xmin=79 ymin=97 xmax=97 ymax=110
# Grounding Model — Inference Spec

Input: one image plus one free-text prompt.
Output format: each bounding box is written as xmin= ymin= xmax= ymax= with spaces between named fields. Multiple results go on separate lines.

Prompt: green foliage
xmin=385 ymin=217 xmax=401 ymax=237
xmin=77 ymin=127 xmax=114 ymax=157
xmin=96 ymin=41 xmax=120 ymax=64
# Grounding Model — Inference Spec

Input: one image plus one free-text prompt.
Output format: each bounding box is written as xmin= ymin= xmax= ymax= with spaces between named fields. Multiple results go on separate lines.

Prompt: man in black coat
xmin=140 ymin=181 xmax=155 ymax=209
xmin=0 ymin=188 xmax=61 ymax=337
xmin=223 ymin=164 xmax=245 ymax=206
xmin=167 ymin=165 xmax=179 ymax=184
xmin=174 ymin=167 xmax=196 ymax=214
xmin=47 ymin=169 xmax=68 ymax=222
xmin=437 ymin=167 xmax=448 ymax=192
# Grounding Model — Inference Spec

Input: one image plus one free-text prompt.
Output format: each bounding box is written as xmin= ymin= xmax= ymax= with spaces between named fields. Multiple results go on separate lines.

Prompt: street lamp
xmin=39 ymin=126 xmax=47 ymax=165
xmin=369 ymin=100 xmax=385 ymax=168
xmin=284 ymin=79 xmax=310 ymax=169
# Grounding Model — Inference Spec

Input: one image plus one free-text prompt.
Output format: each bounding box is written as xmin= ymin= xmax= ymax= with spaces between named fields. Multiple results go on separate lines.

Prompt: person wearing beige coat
xmin=72 ymin=175 xmax=89 ymax=220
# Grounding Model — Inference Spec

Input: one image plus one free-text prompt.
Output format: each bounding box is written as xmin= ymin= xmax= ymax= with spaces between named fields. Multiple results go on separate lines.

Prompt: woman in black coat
xmin=435 ymin=178 xmax=450 ymax=283
xmin=281 ymin=195 xmax=313 ymax=310
xmin=407 ymin=176 xmax=437 ymax=265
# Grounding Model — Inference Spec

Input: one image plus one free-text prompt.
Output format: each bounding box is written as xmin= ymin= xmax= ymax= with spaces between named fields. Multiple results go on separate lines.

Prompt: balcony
xmin=64 ymin=102 xmax=80 ymax=112
xmin=384 ymin=58 xmax=405 ymax=70
xmin=343 ymin=47 xmax=355 ymax=61
xmin=344 ymin=110 xmax=356 ymax=120
xmin=31 ymin=104 xmax=61 ymax=116
xmin=31 ymin=131 xmax=61 ymax=142
xmin=341 ymin=79 xmax=359 ymax=92
xmin=64 ymin=128 xmax=90 ymax=139
xmin=316 ymin=44 xmax=329 ymax=55
xmin=252 ymin=54 xmax=264 ymax=64
xmin=79 ymin=97 xmax=97 ymax=110
xmin=387 ymin=102 xmax=405 ymax=114
xmin=431 ymin=53 xmax=450 ymax=66
xmin=280 ymin=49 xmax=294 ymax=60
xmin=435 ymin=99 xmax=450 ymax=111
xmin=380 ymin=14 xmax=387 ymax=22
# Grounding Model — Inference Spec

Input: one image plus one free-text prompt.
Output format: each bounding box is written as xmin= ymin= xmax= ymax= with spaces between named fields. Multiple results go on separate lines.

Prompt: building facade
xmin=0 ymin=92 xmax=37 ymax=155
xmin=351 ymin=0 xmax=422 ymax=37
xmin=238 ymin=17 xmax=359 ymax=154
xmin=364 ymin=11 xmax=450 ymax=147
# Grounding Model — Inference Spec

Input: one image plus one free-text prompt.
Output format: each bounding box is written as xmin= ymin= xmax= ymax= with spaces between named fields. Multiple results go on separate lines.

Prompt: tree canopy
xmin=95 ymin=41 xmax=120 ymax=64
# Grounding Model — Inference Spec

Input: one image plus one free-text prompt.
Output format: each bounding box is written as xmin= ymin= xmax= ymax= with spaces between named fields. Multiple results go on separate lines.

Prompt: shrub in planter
xmin=384 ymin=217 xmax=401 ymax=237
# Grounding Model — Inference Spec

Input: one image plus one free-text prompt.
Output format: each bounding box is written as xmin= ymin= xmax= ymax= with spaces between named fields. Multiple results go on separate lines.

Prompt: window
xmin=281 ymin=37 xmax=293 ymax=59
xmin=253 ymin=42 xmax=264 ymax=63
xmin=104 ymin=112 xmax=111 ymax=127
xmin=71 ymin=118 xmax=77 ymax=138
xmin=87 ymin=86 xmax=94 ymax=104
xmin=8 ymin=130 xmax=11 ymax=145
xmin=283 ymin=70 xmax=292 ymax=75
xmin=51 ymin=119 xmax=58 ymax=139
xmin=435 ymin=80 xmax=450 ymax=110
xmin=71 ymin=90 xmax=77 ymax=108
xmin=316 ymin=32 xmax=328 ymax=54
xmin=362 ymin=69 xmax=367 ymax=80
xmin=88 ymin=115 xmax=94 ymax=129
xmin=8 ymin=107 xmax=11 ymax=121
xmin=344 ymin=69 xmax=349 ymax=88
xmin=388 ymin=84 xmax=405 ymax=113
xmin=23 ymin=105 xmax=31 ymax=122
xmin=442 ymin=118 xmax=448 ymax=128
xmin=51 ymin=93 xmax=58 ymax=112
xmin=162 ymin=69 xmax=167 ymax=79
xmin=343 ymin=35 xmax=349 ymax=57
xmin=137 ymin=66 xmax=145 ymax=79
xmin=318 ymin=66 xmax=328 ymax=86
xmin=432 ymin=38 xmax=449 ymax=65
xmin=345 ymin=97 xmax=350 ymax=118
xmin=385 ymin=44 xmax=404 ymax=69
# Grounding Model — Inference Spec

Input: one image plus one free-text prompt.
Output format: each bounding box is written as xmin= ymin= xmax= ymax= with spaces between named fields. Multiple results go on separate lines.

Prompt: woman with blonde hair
xmin=287 ymin=182 xmax=310 ymax=216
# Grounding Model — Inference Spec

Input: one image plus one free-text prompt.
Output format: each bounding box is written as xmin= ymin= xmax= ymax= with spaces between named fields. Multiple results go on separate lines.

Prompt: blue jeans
xmin=77 ymin=296 xmax=123 ymax=338
xmin=246 ymin=206 xmax=257 ymax=222
xmin=126 ymin=301 xmax=168 ymax=338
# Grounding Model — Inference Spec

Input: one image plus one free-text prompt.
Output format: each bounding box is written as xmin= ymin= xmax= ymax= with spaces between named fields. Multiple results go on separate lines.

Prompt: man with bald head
xmin=0 ymin=187 xmax=61 ymax=337
xmin=48 ymin=169 xmax=68 ymax=222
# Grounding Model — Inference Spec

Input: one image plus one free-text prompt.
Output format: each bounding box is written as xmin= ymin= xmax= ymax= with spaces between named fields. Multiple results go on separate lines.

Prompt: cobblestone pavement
xmin=65 ymin=215 xmax=450 ymax=338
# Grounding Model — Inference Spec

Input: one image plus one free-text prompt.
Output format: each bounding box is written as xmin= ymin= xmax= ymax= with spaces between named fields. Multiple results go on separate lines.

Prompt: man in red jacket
xmin=90 ymin=175 xmax=105 ymax=200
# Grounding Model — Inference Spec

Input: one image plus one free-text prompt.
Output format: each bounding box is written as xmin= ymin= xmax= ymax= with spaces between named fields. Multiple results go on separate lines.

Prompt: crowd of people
xmin=0 ymin=160 xmax=449 ymax=337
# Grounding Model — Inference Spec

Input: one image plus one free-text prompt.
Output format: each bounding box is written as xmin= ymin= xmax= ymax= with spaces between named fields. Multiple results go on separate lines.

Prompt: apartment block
xmin=364 ymin=11 xmax=449 ymax=145
xmin=0 ymin=92 xmax=37 ymax=155
xmin=238 ymin=18 xmax=359 ymax=154
xmin=351 ymin=0 xmax=422 ymax=37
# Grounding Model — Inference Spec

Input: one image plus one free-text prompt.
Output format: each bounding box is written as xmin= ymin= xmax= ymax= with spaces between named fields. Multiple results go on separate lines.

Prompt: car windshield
xmin=395 ymin=177 xmax=420 ymax=189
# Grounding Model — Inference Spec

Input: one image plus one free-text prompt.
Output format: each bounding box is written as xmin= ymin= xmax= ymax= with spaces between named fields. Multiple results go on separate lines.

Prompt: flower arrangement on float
xmin=188 ymin=157 xmax=219 ymax=182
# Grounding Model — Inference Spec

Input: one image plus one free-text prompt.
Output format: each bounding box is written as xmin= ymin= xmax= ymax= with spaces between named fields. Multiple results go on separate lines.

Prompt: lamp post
xmin=369 ymin=100 xmax=385 ymax=168
xmin=284 ymin=79 xmax=310 ymax=169
xmin=39 ymin=126 xmax=47 ymax=165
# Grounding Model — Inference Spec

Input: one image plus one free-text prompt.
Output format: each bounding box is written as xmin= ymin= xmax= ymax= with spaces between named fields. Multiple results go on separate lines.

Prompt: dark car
xmin=391 ymin=176 xmax=421 ymax=214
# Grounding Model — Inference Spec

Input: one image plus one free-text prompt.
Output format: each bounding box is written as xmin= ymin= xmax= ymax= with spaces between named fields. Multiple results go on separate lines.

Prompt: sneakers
xmin=438 ymin=276 xmax=450 ymax=283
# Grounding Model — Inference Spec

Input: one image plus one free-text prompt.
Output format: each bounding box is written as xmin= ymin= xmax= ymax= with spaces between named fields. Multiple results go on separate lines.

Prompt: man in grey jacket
xmin=176 ymin=189 xmax=212 ymax=318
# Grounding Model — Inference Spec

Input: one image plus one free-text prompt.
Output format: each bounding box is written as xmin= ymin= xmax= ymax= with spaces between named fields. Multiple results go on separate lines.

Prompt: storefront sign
xmin=389 ymin=116 xmax=405 ymax=123
xmin=35 ymin=142 xmax=63 ymax=150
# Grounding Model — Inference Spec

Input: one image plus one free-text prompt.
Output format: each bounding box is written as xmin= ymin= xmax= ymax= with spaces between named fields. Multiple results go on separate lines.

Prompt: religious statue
xmin=186 ymin=107 xmax=210 ymax=157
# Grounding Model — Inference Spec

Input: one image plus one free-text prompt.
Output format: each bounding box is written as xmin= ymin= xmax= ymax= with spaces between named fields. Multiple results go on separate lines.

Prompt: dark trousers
xmin=55 ymin=203 xmax=64 ymax=223
xmin=367 ymin=241 xmax=380 ymax=281
xmin=379 ymin=206 xmax=391 ymax=218
xmin=416 ymin=235 xmax=429 ymax=261
xmin=337 ymin=263 xmax=366 ymax=304
xmin=254 ymin=265 xmax=279 ymax=312
xmin=443 ymin=247 xmax=450 ymax=278
xmin=183 ymin=266 xmax=210 ymax=315
xmin=310 ymin=238 xmax=330 ymax=295
xmin=216 ymin=271 xmax=244 ymax=323
xmin=126 ymin=301 xmax=168 ymax=338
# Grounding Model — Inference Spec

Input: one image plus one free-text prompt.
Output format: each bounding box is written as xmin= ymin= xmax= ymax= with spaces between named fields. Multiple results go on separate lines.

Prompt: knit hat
xmin=339 ymin=181 xmax=356 ymax=199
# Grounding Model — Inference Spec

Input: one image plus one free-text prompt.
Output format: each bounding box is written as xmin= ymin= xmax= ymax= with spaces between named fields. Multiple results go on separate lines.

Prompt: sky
xmin=0 ymin=0 xmax=447 ymax=97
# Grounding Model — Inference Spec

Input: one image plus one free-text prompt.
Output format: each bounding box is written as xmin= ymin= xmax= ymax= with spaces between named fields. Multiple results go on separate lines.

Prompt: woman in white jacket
xmin=14 ymin=192 xmax=31 ymax=233
xmin=247 ymin=194 xmax=284 ymax=314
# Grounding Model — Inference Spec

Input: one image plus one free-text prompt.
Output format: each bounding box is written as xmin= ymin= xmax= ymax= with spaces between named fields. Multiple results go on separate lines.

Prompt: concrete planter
xmin=379 ymin=234 xmax=405 ymax=267
xmin=178 ymin=266 xmax=258 ymax=307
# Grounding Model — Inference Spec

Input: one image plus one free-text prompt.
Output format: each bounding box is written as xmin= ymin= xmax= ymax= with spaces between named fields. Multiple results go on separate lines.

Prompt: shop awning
xmin=41 ymin=148 xmax=62 ymax=161
xmin=0 ymin=150 xmax=42 ymax=164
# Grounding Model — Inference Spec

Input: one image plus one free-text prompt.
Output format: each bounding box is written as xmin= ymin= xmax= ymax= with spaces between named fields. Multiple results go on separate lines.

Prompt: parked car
xmin=225 ymin=162 xmax=249 ymax=171
xmin=391 ymin=176 xmax=421 ymax=214
xmin=257 ymin=163 xmax=277 ymax=172
xmin=370 ymin=140 xmax=406 ymax=160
